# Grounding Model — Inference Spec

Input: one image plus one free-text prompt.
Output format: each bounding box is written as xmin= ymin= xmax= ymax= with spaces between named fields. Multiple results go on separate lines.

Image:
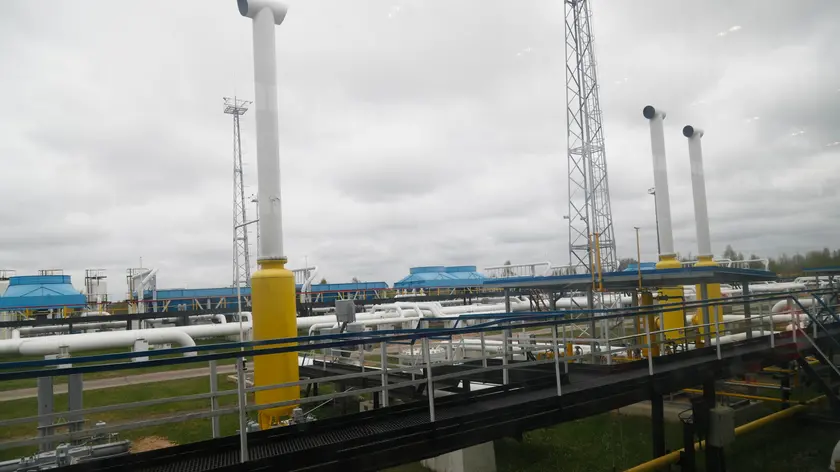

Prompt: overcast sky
xmin=1 ymin=0 xmax=839 ymax=297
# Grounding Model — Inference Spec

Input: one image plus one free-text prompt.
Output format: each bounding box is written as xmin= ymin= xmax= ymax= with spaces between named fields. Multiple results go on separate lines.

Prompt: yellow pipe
xmin=251 ymin=259 xmax=299 ymax=429
xmin=595 ymin=233 xmax=603 ymax=292
xmin=624 ymin=395 xmax=825 ymax=472
xmin=725 ymin=380 xmax=785 ymax=389
xmin=640 ymin=291 xmax=659 ymax=357
xmin=691 ymin=255 xmax=723 ymax=343
xmin=762 ymin=366 xmax=796 ymax=373
xmin=681 ymin=388 xmax=783 ymax=403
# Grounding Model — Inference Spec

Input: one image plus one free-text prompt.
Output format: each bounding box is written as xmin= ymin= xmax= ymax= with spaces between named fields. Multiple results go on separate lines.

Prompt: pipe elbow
xmin=683 ymin=125 xmax=704 ymax=139
xmin=238 ymin=0 xmax=288 ymax=25
xmin=643 ymin=105 xmax=666 ymax=120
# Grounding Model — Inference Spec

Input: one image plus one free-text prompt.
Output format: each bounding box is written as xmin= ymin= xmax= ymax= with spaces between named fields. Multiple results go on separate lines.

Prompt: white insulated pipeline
xmin=709 ymin=331 xmax=782 ymax=346
xmin=0 ymin=322 xmax=253 ymax=357
xmin=771 ymin=298 xmax=814 ymax=313
xmin=15 ymin=321 xmax=127 ymax=336
xmin=683 ymin=125 xmax=712 ymax=257
xmin=295 ymin=299 xmax=532 ymax=330
xmin=749 ymin=282 xmax=808 ymax=293
xmin=643 ymin=105 xmax=675 ymax=256
xmin=308 ymin=317 xmax=421 ymax=336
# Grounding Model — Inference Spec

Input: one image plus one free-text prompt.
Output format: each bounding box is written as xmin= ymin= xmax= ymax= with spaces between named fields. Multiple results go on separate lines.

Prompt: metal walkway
xmin=63 ymin=330 xmax=827 ymax=472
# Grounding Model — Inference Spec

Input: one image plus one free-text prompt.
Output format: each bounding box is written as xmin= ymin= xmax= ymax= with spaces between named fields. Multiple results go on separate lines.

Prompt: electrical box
xmin=514 ymin=332 xmax=536 ymax=346
xmin=335 ymin=300 xmax=356 ymax=324
xmin=708 ymin=406 xmax=735 ymax=447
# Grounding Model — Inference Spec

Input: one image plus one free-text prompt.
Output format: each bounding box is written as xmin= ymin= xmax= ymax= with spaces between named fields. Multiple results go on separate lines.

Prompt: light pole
xmin=250 ymin=195 xmax=260 ymax=260
xmin=648 ymin=187 xmax=661 ymax=256
xmin=634 ymin=226 xmax=642 ymax=288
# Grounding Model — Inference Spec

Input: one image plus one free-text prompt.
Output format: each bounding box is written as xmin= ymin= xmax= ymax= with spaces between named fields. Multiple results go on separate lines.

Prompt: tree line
xmin=618 ymin=245 xmax=840 ymax=275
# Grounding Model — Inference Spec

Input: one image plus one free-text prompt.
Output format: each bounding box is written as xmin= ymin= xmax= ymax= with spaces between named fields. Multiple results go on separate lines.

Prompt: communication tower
xmin=224 ymin=97 xmax=253 ymax=287
xmin=565 ymin=0 xmax=617 ymax=273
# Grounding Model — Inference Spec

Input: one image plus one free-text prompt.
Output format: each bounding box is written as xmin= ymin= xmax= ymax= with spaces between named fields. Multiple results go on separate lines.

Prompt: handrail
xmin=796 ymin=298 xmax=840 ymax=352
xmin=0 ymin=289 xmax=828 ymax=376
xmin=2 ymin=287 xmax=838 ymax=461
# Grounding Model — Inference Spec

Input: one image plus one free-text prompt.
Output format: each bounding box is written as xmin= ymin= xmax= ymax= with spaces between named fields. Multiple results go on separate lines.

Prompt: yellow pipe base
xmin=251 ymin=259 xmax=299 ymax=430
xmin=691 ymin=255 xmax=723 ymax=345
xmin=655 ymin=255 xmax=684 ymax=341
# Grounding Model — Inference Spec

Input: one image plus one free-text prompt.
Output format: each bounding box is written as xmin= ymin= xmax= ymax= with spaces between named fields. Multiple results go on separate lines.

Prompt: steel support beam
xmin=37 ymin=376 xmax=54 ymax=452
xmin=651 ymin=390 xmax=666 ymax=458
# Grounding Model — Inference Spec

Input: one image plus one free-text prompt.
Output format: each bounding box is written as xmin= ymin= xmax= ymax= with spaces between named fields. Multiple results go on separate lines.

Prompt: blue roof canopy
xmin=395 ymin=266 xmax=485 ymax=289
xmin=0 ymin=275 xmax=86 ymax=309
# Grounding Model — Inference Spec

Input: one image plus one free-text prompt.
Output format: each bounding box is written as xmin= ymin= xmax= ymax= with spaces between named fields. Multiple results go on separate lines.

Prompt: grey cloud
xmin=1 ymin=0 xmax=839 ymax=297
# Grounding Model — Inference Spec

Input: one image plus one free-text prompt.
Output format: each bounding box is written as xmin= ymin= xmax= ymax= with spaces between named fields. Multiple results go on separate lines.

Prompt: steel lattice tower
xmin=565 ymin=0 xmax=617 ymax=274
xmin=224 ymin=97 xmax=253 ymax=287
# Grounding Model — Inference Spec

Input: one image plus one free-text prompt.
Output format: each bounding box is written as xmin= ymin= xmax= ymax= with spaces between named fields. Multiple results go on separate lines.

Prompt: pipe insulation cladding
xmin=684 ymin=125 xmax=712 ymax=257
xmin=643 ymin=106 xmax=675 ymax=257
xmin=243 ymin=0 xmax=287 ymax=261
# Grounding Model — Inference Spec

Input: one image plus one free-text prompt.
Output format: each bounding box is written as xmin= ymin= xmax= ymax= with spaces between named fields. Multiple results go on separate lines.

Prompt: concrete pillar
xmin=420 ymin=386 xmax=498 ymax=472
xmin=133 ymin=339 xmax=149 ymax=362
xmin=421 ymin=442 xmax=497 ymax=472
xmin=67 ymin=374 xmax=84 ymax=442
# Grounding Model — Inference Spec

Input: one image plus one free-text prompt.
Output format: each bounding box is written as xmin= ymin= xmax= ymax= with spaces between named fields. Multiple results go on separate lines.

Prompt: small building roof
xmin=395 ymin=266 xmax=484 ymax=289
xmin=0 ymin=275 xmax=86 ymax=309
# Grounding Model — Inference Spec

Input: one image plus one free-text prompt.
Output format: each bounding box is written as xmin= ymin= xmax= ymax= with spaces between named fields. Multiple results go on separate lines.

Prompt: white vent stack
xmin=239 ymin=0 xmax=288 ymax=261
xmin=642 ymin=106 xmax=675 ymax=258
xmin=683 ymin=125 xmax=711 ymax=258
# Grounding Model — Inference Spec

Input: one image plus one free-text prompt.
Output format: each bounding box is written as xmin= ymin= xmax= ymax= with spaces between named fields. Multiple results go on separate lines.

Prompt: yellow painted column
xmin=691 ymin=256 xmax=722 ymax=345
xmin=251 ymin=259 xmax=299 ymax=429
xmin=655 ymin=255 xmax=685 ymax=342
xmin=640 ymin=291 xmax=660 ymax=357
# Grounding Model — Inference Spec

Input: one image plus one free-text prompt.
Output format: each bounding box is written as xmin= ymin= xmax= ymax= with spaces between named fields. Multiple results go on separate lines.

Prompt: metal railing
xmin=0 ymin=288 xmax=837 ymax=464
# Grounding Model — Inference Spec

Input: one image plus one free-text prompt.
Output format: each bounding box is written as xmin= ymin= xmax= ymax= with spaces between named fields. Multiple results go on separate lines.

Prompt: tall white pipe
xmin=239 ymin=0 xmax=287 ymax=261
xmin=643 ymin=106 xmax=675 ymax=256
xmin=683 ymin=125 xmax=711 ymax=257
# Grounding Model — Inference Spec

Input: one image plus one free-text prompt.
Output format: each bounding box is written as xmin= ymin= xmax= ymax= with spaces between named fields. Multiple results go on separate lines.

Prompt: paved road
xmin=0 ymin=364 xmax=237 ymax=402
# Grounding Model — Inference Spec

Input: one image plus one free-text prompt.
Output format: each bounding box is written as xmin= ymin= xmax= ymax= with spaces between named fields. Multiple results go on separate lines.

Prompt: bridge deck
xmin=64 ymin=330 xmax=815 ymax=472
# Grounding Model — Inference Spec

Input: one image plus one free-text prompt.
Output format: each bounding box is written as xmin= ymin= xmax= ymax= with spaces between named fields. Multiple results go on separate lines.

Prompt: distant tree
xmin=618 ymin=258 xmax=638 ymax=271
xmin=722 ymin=245 xmax=738 ymax=261
xmin=351 ymin=277 xmax=361 ymax=283
xmin=502 ymin=260 xmax=514 ymax=277
xmin=319 ymin=278 xmax=327 ymax=284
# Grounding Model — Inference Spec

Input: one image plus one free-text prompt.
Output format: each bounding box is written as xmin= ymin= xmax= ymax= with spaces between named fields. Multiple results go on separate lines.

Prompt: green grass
xmin=390 ymin=406 xmax=839 ymax=472
xmin=0 ymin=373 xmax=250 ymax=460
xmin=0 ymin=372 xmax=354 ymax=462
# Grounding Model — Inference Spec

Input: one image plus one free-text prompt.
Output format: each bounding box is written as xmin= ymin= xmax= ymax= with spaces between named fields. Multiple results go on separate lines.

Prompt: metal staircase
xmin=795 ymin=291 xmax=840 ymax=414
